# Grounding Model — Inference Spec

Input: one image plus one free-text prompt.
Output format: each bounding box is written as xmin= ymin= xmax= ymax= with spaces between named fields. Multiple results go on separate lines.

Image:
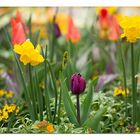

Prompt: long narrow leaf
xmin=4 ymin=28 xmax=35 ymax=121
xmin=84 ymin=107 xmax=106 ymax=131
xmin=60 ymin=72 xmax=78 ymax=125
xmin=81 ymin=80 xmax=93 ymax=124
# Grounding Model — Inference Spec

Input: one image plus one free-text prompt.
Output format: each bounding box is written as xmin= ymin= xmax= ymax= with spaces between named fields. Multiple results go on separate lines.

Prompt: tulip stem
xmin=76 ymin=94 xmax=80 ymax=124
xmin=131 ymin=43 xmax=137 ymax=125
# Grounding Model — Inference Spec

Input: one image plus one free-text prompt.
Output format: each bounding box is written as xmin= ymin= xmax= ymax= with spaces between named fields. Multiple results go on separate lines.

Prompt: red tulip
xmin=98 ymin=8 xmax=121 ymax=41
xmin=108 ymin=16 xmax=122 ymax=41
xmin=11 ymin=11 xmax=26 ymax=45
xmin=66 ymin=17 xmax=81 ymax=44
xmin=98 ymin=8 xmax=111 ymax=30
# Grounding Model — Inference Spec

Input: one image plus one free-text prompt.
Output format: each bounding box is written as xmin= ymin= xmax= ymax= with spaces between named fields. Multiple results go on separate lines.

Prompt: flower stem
xmin=76 ymin=94 xmax=80 ymax=124
xmin=131 ymin=43 xmax=137 ymax=125
xmin=118 ymin=42 xmax=128 ymax=116
xmin=57 ymin=84 xmax=62 ymax=124
xmin=50 ymin=8 xmax=59 ymax=62
xmin=44 ymin=46 xmax=52 ymax=122
xmin=34 ymin=69 xmax=43 ymax=121
xmin=29 ymin=64 xmax=38 ymax=120
xmin=46 ymin=60 xmax=58 ymax=123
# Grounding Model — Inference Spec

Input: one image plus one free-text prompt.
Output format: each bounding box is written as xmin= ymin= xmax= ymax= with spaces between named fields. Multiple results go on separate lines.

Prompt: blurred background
xmin=1 ymin=7 xmax=140 ymax=93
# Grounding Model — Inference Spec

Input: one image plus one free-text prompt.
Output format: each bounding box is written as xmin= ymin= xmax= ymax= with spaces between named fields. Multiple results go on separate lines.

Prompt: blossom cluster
xmin=0 ymin=89 xmax=14 ymax=98
xmin=34 ymin=120 xmax=55 ymax=133
xmin=0 ymin=104 xmax=19 ymax=122
xmin=114 ymin=87 xmax=129 ymax=96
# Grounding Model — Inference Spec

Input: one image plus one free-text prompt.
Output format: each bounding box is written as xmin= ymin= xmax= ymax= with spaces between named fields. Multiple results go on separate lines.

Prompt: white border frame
xmin=0 ymin=0 xmax=140 ymax=7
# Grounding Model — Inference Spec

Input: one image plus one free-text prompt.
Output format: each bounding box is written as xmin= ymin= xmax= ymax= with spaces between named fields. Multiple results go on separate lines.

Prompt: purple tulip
xmin=55 ymin=23 xmax=61 ymax=38
xmin=70 ymin=73 xmax=86 ymax=95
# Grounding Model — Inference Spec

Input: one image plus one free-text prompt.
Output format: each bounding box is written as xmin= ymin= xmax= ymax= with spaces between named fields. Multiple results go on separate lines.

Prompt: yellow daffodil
xmin=119 ymin=15 xmax=140 ymax=42
xmin=114 ymin=87 xmax=129 ymax=96
xmin=14 ymin=40 xmax=44 ymax=66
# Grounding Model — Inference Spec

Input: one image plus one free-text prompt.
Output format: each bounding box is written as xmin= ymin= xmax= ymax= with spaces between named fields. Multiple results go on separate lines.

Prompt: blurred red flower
xmin=66 ymin=17 xmax=80 ymax=44
xmin=108 ymin=16 xmax=122 ymax=41
xmin=98 ymin=8 xmax=111 ymax=30
xmin=11 ymin=11 xmax=27 ymax=45
xmin=98 ymin=8 xmax=121 ymax=41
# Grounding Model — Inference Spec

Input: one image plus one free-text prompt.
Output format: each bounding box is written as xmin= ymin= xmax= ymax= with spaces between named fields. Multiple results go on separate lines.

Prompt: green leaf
xmin=84 ymin=107 xmax=107 ymax=131
xmin=33 ymin=30 xmax=40 ymax=46
xmin=81 ymin=80 xmax=93 ymax=124
xmin=60 ymin=72 xmax=78 ymax=125
xmin=4 ymin=28 xmax=35 ymax=121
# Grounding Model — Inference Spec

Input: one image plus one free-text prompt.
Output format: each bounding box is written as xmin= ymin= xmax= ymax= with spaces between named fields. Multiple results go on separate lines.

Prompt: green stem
xmin=118 ymin=42 xmax=128 ymax=116
xmin=44 ymin=46 xmax=52 ymax=122
xmin=50 ymin=8 xmax=59 ymax=62
xmin=57 ymin=85 xmax=62 ymax=124
xmin=28 ymin=15 xmax=32 ymax=42
xmin=29 ymin=64 xmax=38 ymax=120
xmin=131 ymin=43 xmax=137 ymax=125
xmin=46 ymin=60 xmax=58 ymax=123
xmin=35 ymin=69 xmax=43 ymax=121
xmin=76 ymin=94 xmax=80 ymax=124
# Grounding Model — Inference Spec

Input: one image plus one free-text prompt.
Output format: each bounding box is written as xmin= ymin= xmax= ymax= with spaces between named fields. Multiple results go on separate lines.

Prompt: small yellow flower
xmin=15 ymin=106 xmax=20 ymax=114
xmin=114 ymin=87 xmax=129 ymax=96
xmin=119 ymin=15 xmax=140 ymax=43
xmin=14 ymin=40 xmax=44 ymax=66
xmin=0 ymin=89 xmax=6 ymax=97
xmin=0 ymin=104 xmax=19 ymax=122
xmin=2 ymin=111 xmax=9 ymax=120
xmin=3 ymin=104 xmax=19 ymax=113
xmin=2 ymin=104 xmax=10 ymax=112
xmin=6 ymin=90 xmax=14 ymax=98
xmin=46 ymin=123 xmax=54 ymax=133
xmin=136 ymin=127 xmax=140 ymax=134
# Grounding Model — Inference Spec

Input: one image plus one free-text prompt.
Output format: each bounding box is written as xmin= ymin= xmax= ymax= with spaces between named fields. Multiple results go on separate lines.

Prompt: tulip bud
xmin=54 ymin=23 xmax=61 ymax=38
xmin=70 ymin=73 xmax=86 ymax=95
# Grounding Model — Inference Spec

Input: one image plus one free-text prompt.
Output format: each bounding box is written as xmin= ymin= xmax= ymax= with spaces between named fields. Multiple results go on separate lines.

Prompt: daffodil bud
xmin=70 ymin=73 xmax=86 ymax=95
